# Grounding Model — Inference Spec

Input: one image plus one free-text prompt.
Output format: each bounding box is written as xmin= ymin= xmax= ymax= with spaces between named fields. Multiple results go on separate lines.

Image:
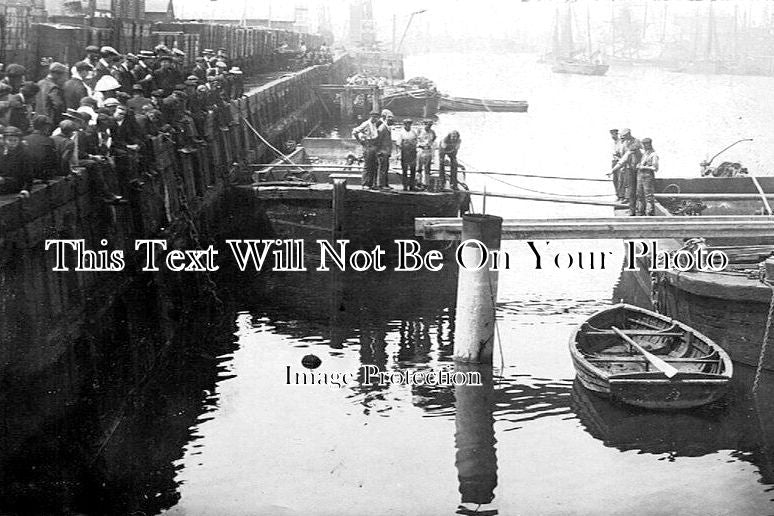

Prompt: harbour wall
xmin=0 ymin=54 xmax=351 ymax=382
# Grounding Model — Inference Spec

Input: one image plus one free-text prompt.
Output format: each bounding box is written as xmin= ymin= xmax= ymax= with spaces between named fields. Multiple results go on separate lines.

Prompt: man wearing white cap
xmin=93 ymin=74 xmax=121 ymax=107
xmin=95 ymin=46 xmax=120 ymax=79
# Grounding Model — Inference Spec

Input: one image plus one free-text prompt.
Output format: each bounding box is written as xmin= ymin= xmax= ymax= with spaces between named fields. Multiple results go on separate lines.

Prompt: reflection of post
xmin=454 ymin=214 xmax=503 ymax=363
xmin=455 ymin=363 xmax=498 ymax=514
xmin=327 ymin=267 xmax=346 ymax=349
xmin=332 ymin=178 xmax=346 ymax=240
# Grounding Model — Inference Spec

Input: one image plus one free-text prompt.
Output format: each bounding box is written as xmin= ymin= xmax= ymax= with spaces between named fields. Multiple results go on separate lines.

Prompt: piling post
xmin=454 ymin=214 xmax=503 ymax=363
xmin=332 ymin=178 xmax=347 ymax=240
xmin=341 ymin=86 xmax=353 ymax=119
xmin=372 ymin=85 xmax=381 ymax=113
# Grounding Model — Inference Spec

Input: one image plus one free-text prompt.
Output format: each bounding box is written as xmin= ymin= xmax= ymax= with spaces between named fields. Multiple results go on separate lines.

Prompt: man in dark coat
xmin=152 ymin=56 xmax=178 ymax=96
xmin=0 ymin=126 xmax=32 ymax=194
xmin=64 ymin=61 xmax=94 ymax=110
xmin=4 ymin=82 xmax=40 ymax=133
xmin=24 ymin=115 xmax=59 ymax=182
xmin=36 ymin=62 xmax=68 ymax=125
xmin=51 ymin=120 xmax=76 ymax=176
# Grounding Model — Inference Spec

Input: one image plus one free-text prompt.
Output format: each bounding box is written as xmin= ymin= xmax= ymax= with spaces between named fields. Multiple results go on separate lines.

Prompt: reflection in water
xmin=455 ymin=364 xmax=498 ymax=515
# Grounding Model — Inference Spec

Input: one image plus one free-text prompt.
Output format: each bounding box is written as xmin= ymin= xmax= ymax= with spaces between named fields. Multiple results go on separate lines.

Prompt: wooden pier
xmin=416 ymin=215 xmax=774 ymax=240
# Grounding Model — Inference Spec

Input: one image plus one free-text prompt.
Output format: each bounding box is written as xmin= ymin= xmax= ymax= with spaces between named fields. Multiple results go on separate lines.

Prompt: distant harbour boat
xmin=551 ymin=60 xmax=610 ymax=76
xmin=438 ymin=95 xmax=528 ymax=113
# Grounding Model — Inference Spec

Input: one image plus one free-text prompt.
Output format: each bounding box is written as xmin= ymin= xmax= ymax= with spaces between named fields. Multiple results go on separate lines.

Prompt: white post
xmin=454 ymin=214 xmax=503 ymax=363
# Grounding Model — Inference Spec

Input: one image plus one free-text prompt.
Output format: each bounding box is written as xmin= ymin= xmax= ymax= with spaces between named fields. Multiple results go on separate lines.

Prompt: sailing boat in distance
xmin=551 ymin=3 xmax=609 ymax=76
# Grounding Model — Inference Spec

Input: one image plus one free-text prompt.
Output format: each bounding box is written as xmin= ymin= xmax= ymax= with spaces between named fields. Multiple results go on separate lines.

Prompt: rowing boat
xmin=569 ymin=303 xmax=732 ymax=409
xmin=438 ymin=95 xmax=528 ymax=113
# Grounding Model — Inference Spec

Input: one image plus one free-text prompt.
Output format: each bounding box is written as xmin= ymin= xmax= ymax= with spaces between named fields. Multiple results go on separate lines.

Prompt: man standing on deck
xmin=610 ymin=128 xmax=642 ymax=216
xmin=609 ymin=128 xmax=625 ymax=201
xmin=636 ymin=137 xmax=659 ymax=216
xmin=376 ymin=109 xmax=394 ymax=189
xmin=439 ymin=130 xmax=462 ymax=190
xmin=352 ymin=111 xmax=381 ymax=189
xmin=396 ymin=118 xmax=418 ymax=191
xmin=416 ymin=119 xmax=436 ymax=190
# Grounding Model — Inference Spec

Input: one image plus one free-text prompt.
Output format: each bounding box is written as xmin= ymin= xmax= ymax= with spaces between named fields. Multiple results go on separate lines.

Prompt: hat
xmin=185 ymin=77 xmax=198 ymax=86
xmin=100 ymin=46 xmax=119 ymax=57
xmin=103 ymin=97 xmax=120 ymax=107
xmin=642 ymin=137 xmax=652 ymax=144
xmin=609 ymin=128 xmax=619 ymax=134
xmin=157 ymin=55 xmax=173 ymax=62
xmin=403 ymin=118 xmax=413 ymax=124
xmin=58 ymin=120 xmax=77 ymax=134
xmin=79 ymin=96 xmax=98 ymax=108
xmin=229 ymin=67 xmax=243 ymax=75
xmin=203 ymin=48 xmax=215 ymax=54
xmin=95 ymin=74 xmax=120 ymax=92
xmin=31 ymin=114 xmax=52 ymax=130
xmin=172 ymin=48 xmax=185 ymax=56
xmin=132 ymin=83 xmax=144 ymax=91
xmin=195 ymin=56 xmax=206 ymax=62
xmin=381 ymin=109 xmax=393 ymax=118
xmin=216 ymin=61 xmax=227 ymax=68
xmin=196 ymin=84 xmax=207 ymax=93
xmin=368 ymin=111 xmax=380 ymax=116
xmin=85 ymin=45 xmax=100 ymax=54
xmin=173 ymin=83 xmax=185 ymax=91
xmin=3 ymin=126 xmax=21 ymax=137
xmin=125 ymin=53 xmax=138 ymax=61
xmin=74 ymin=60 xmax=94 ymax=71
xmin=218 ymin=47 xmax=227 ymax=52
xmin=139 ymin=50 xmax=155 ymax=58
xmin=620 ymin=128 xmax=631 ymax=137
xmin=154 ymin=44 xmax=171 ymax=54
xmin=4 ymin=63 xmax=25 ymax=77
xmin=63 ymin=109 xmax=90 ymax=123
xmin=151 ymin=89 xmax=165 ymax=96
xmin=49 ymin=62 xmax=68 ymax=74
xmin=76 ymin=106 xmax=96 ymax=122
xmin=423 ymin=119 xmax=433 ymax=125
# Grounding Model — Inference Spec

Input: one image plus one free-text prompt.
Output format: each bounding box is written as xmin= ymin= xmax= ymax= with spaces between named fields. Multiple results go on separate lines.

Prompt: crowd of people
xmin=609 ymin=128 xmax=659 ymax=216
xmin=0 ymin=44 xmax=248 ymax=201
xmin=352 ymin=110 xmax=462 ymax=192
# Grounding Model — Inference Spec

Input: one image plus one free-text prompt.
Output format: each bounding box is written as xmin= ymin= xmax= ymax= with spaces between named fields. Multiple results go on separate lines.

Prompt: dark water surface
xmin=4 ymin=53 xmax=774 ymax=515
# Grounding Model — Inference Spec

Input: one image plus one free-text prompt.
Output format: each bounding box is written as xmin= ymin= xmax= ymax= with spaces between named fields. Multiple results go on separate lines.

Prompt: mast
xmin=552 ymin=7 xmax=560 ymax=59
xmin=586 ymin=1 xmax=593 ymax=60
xmin=705 ymin=0 xmax=713 ymax=62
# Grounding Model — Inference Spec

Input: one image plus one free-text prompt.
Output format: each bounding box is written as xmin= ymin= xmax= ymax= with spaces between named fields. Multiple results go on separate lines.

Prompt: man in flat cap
xmin=35 ymin=62 xmax=68 ymax=124
xmin=396 ymin=118 xmax=418 ymax=191
xmin=416 ymin=119 xmax=436 ymax=189
xmin=609 ymin=128 xmax=625 ymax=201
xmin=95 ymin=46 xmax=120 ymax=79
xmin=112 ymin=54 xmax=136 ymax=94
xmin=610 ymin=128 xmax=643 ymax=216
xmin=0 ymin=126 xmax=32 ymax=195
xmin=192 ymin=56 xmax=208 ymax=82
xmin=65 ymin=61 xmax=94 ymax=110
xmin=153 ymin=55 xmax=178 ymax=96
xmin=127 ymin=84 xmax=152 ymax=112
xmin=352 ymin=111 xmax=382 ymax=189
xmin=134 ymin=52 xmax=156 ymax=96
xmin=24 ymin=115 xmax=58 ymax=183
xmin=2 ymin=63 xmax=26 ymax=95
xmin=636 ymin=137 xmax=659 ymax=216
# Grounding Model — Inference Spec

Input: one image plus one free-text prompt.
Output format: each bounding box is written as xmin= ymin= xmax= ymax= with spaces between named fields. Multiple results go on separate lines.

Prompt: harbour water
xmin=5 ymin=53 xmax=774 ymax=515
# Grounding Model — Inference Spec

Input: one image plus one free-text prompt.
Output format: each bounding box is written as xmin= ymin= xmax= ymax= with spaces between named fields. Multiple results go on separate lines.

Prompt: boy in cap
xmin=438 ymin=130 xmax=462 ymax=190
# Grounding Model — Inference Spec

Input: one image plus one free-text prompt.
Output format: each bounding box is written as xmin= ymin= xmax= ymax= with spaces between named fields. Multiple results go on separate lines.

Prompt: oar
xmin=610 ymin=326 xmax=679 ymax=378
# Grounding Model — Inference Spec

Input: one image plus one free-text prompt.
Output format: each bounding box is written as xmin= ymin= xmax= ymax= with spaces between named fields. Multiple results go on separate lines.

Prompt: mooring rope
xmin=242 ymin=116 xmax=297 ymax=165
xmin=753 ymin=282 xmax=774 ymax=393
xmin=484 ymin=172 xmax=612 ymax=198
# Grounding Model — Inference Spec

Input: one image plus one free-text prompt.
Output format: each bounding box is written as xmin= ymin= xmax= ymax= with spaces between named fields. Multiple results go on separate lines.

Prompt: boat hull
xmin=438 ymin=96 xmax=528 ymax=113
xmin=552 ymin=61 xmax=609 ymax=76
xmin=381 ymin=89 xmax=440 ymax=117
xmin=569 ymin=303 xmax=732 ymax=409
